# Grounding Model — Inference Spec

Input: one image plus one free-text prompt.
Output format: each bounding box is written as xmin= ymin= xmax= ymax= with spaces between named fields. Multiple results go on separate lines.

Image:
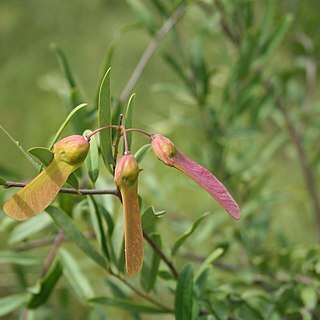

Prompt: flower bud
xmin=114 ymin=154 xmax=144 ymax=276
xmin=151 ymin=134 xmax=177 ymax=166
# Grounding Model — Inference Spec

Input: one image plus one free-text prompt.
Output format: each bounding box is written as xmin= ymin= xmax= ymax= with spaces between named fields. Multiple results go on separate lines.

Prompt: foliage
xmin=0 ymin=0 xmax=320 ymax=319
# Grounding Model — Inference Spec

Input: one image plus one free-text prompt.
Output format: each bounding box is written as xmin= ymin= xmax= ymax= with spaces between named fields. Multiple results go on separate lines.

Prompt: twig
xmin=279 ymin=99 xmax=320 ymax=237
xmin=109 ymin=269 xmax=173 ymax=313
xmin=3 ymin=180 xmax=120 ymax=198
xmin=120 ymin=4 xmax=186 ymax=103
xmin=40 ymin=230 xmax=64 ymax=278
xmin=143 ymin=231 xmax=179 ymax=279
xmin=10 ymin=231 xmax=96 ymax=252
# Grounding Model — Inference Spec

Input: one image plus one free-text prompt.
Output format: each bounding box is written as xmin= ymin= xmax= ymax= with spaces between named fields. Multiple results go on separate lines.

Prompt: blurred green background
xmin=0 ymin=0 xmax=320 ymax=319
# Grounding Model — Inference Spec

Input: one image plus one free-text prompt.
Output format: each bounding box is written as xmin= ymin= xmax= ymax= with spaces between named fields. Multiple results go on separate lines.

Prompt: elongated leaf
xmin=87 ymin=196 xmax=110 ymax=260
xmin=59 ymin=248 xmax=95 ymax=300
xmin=261 ymin=14 xmax=294 ymax=58
xmin=84 ymin=130 xmax=100 ymax=183
xmin=141 ymin=206 xmax=165 ymax=233
xmin=8 ymin=214 xmax=52 ymax=245
xmin=51 ymin=45 xmax=87 ymax=132
xmin=140 ymin=233 xmax=161 ymax=292
xmin=0 ymin=177 xmax=6 ymax=186
xmin=195 ymin=247 xmax=224 ymax=280
xmin=49 ymin=103 xmax=88 ymax=150
xmin=125 ymin=93 xmax=135 ymax=150
xmin=90 ymin=296 xmax=169 ymax=314
xmin=126 ymin=0 xmax=156 ymax=34
xmin=171 ymin=212 xmax=209 ymax=256
xmin=0 ymin=251 xmax=39 ymax=266
xmin=98 ymin=68 xmax=113 ymax=173
xmin=98 ymin=203 xmax=114 ymax=238
xmin=46 ymin=206 xmax=107 ymax=269
xmin=0 ymin=293 xmax=29 ymax=317
xmin=175 ymin=264 xmax=194 ymax=320
xmin=0 ymin=124 xmax=40 ymax=170
xmin=28 ymin=147 xmax=79 ymax=189
xmin=28 ymin=260 xmax=63 ymax=309
xmin=134 ymin=144 xmax=151 ymax=163
xmin=258 ymin=0 xmax=276 ymax=48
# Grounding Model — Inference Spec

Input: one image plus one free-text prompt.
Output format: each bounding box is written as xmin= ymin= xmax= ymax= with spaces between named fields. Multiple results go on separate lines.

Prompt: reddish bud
xmin=151 ymin=134 xmax=240 ymax=220
xmin=114 ymin=154 xmax=144 ymax=276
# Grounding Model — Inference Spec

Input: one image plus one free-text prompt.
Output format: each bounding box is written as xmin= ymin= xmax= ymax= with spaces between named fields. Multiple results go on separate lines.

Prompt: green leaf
xmin=301 ymin=287 xmax=317 ymax=310
xmin=258 ymin=0 xmax=276 ymax=48
xmin=59 ymin=248 xmax=95 ymax=301
xmin=28 ymin=260 xmax=63 ymax=309
xmin=87 ymin=196 xmax=110 ymax=260
xmin=125 ymin=93 xmax=135 ymax=150
xmin=51 ymin=44 xmax=87 ymax=132
xmin=171 ymin=212 xmax=209 ymax=256
xmin=0 ymin=251 xmax=39 ymax=266
xmin=46 ymin=206 xmax=107 ymax=269
xmin=0 ymin=177 xmax=6 ymax=186
xmin=90 ymin=296 xmax=169 ymax=314
xmin=0 ymin=124 xmax=40 ymax=170
xmin=98 ymin=68 xmax=113 ymax=173
xmin=175 ymin=264 xmax=194 ymax=320
xmin=126 ymin=0 xmax=156 ymax=34
xmin=0 ymin=293 xmax=29 ymax=317
xmin=140 ymin=233 xmax=161 ymax=292
xmin=261 ymin=14 xmax=294 ymax=58
xmin=134 ymin=144 xmax=151 ymax=163
xmin=8 ymin=214 xmax=52 ymax=245
xmin=28 ymin=147 xmax=79 ymax=189
xmin=48 ymin=103 xmax=88 ymax=150
xmin=141 ymin=207 xmax=165 ymax=233
xmin=84 ymin=130 xmax=100 ymax=183
xmin=98 ymin=203 xmax=114 ymax=238
xmin=195 ymin=247 xmax=224 ymax=280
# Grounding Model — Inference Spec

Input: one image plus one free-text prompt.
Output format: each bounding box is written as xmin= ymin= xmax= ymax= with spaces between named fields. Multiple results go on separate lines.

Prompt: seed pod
xmin=3 ymin=135 xmax=89 ymax=221
xmin=151 ymin=134 xmax=240 ymax=220
xmin=114 ymin=154 xmax=144 ymax=276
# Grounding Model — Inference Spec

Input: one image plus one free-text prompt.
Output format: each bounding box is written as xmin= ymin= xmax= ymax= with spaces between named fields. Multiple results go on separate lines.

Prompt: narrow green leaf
xmin=171 ymin=212 xmax=209 ymax=256
xmin=8 ymin=214 xmax=52 ymax=245
xmin=141 ymin=233 xmax=161 ymax=292
xmin=0 ymin=293 xmax=29 ymax=317
xmin=0 ymin=177 xmax=6 ymax=186
xmin=28 ymin=147 xmax=79 ymax=189
xmin=141 ymin=207 xmax=165 ymax=233
xmin=87 ymin=196 xmax=110 ymax=260
xmin=126 ymin=0 xmax=156 ymax=34
xmin=49 ymin=103 xmax=88 ymax=150
xmin=90 ymin=296 xmax=169 ymax=314
xmin=59 ymin=248 xmax=95 ymax=301
xmin=175 ymin=264 xmax=194 ymax=320
xmin=195 ymin=247 xmax=224 ymax=280
xmin=125 ymin=93 xmax=135 ymax=150
xmin=134 ymin=144 xmax=151 ymax=163
xmin=98 ymin=68 xmax=113 ymax=173
xmin=258 ymin=0 xmax=276 ymax=48
xmin=28 ymin=260 xmax=63 ymax=309
xmin=51 ymin=44 xmax=87 ymax=132
xmin=84 ymin=130 xmax=100 ymax=183
xmin=98 ymin=203 xmax=114 ymax=238
xmin=0 ymin=251 xmax=39 ymax=266
xmin=0 ymin=124 xmax=40 ymax=170
xmin=261 ymin=14 xmax=294 ymax=58
xmin=46 ymin=206 xmax=107 ymax=269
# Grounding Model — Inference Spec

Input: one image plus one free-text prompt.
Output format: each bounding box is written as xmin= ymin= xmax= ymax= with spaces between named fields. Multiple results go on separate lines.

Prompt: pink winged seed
xmin=151 ymin=134 xmax=240 ymax=220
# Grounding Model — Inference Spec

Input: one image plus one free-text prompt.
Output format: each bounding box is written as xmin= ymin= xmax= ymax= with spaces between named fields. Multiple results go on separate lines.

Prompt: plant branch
xmin=143 ymin=231 xmax=179 ymax=279
xmin=120 ymin=4 xmax=186 ymax=103
xmin=3 ymin=180 xmax=120 ymax=198
xmin=109 ymin=269 xmax=173 ymax=313
xmin=10 ymin=231 xmax=96 ymax=252
xmin=279 ymin=100 xmax=320 ymax=238
xmin=40 ymin=230 xmax=64 ymax=278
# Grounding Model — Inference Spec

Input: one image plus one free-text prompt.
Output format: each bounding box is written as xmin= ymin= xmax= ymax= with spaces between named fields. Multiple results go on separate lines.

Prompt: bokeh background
xmin=1 ymin=0 xmax=320 ymax=319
